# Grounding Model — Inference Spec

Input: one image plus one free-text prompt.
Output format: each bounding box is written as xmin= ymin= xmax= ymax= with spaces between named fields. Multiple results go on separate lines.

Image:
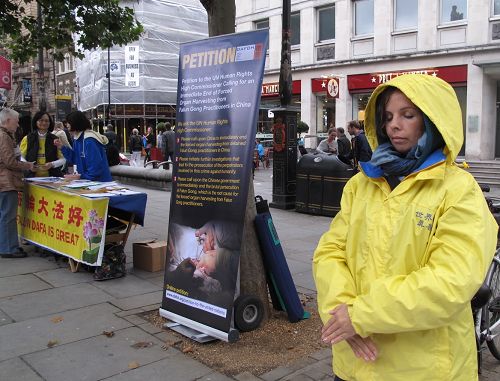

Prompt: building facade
xmin=236 ymin=0 xmax=500 ymax=159
xmin=75 ymin=0 xmax=207 ymax=150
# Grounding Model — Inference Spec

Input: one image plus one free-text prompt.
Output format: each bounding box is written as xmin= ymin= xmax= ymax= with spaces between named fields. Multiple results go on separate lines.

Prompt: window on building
xmin=64 ymin=54 xmax=73 ymax=72
xmin=291 ymin=12 xmax=300 ymax=45
xmin=494 ymin=0 xmax=500 ymax=16
xmin=441 ymin=0 xmax=467 ymax=23
xmin=255 ymin=19 xmax=269 ymax=30
xmin=394 ymin=0 xmax=418 ymax=31
xmin=58 ymin=61 xmax=65 ymax=74
xmin=318 ymin=6 xmax=335 ymax=42
xmin=354 ymin=0 xmax=374 ymax=36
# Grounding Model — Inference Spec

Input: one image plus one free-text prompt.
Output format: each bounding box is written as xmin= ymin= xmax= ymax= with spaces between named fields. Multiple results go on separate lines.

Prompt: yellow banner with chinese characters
xmin=17 ymin=184 xmax=109 ymax=266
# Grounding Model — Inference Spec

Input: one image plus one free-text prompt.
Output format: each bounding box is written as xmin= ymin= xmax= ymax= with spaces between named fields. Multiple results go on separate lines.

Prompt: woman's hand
xmin=321 ymin=304 xmax=356 ymax=344
xmin=321 ymin=304 xmax=378 ymax=361
xmin=346 ymin=335 xmax=378 ymax=362
xmin=53 ymin=139 xmax=62 ymax=148
xmin=40 ymin=162 xmax=53 ymax=170
xmin=64 ymin=173 xmax=81 ymax=180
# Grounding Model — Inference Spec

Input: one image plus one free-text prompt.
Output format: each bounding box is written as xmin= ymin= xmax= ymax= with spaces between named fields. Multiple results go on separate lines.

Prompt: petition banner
xmin=160 ymin=30 xmax=269 ymax=340
xmin=17 ymin=184 xmax=108 ymax=265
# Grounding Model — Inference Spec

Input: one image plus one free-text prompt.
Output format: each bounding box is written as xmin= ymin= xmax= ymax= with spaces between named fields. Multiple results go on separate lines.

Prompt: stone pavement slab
xmin=0 ymin=308 xmax=13 ymax=326
xmin=92 ymin=274 xmax=161 ymax=298
xmin=0 ymin=273 xmax=52 ymax=298
xmin=102 ymin=353 xmax=222 ymax=381
xmin=35 ymin=267 xmax=95 ymax=287
xmin=0 ymin=303 xmax=131 ymax=362
xmin=0 ymin=283 xmax=111 ymax=321
xmin=22 ymin=327 xmax=174 ymax=381
xmin=109 ymin=290 xmax=162 ymax=311
xmin=0 ymin=357 xmax=44 ymax=381
xmin=0 ymin=256 xmax=61 ymax=277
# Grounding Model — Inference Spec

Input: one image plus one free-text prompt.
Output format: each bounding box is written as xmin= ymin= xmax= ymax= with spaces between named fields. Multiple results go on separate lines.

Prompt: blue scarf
xmin=369 ymin=115 xmax=444 ymax=177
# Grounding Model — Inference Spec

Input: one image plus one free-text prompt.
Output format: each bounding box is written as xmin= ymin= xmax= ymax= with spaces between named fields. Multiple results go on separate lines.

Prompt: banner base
xmin=159 ymin=308 xmax=239 ymax=343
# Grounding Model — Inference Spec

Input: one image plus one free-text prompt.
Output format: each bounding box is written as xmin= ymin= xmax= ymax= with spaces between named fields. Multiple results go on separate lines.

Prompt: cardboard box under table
xmin=133 ymin=240 xmax=167 ymax=272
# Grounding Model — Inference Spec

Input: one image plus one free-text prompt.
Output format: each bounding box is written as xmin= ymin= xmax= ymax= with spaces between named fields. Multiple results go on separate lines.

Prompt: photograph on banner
xmin=17 ymin=184 xmax=108 ymax=265
xmin=162 ymin=30 xmax=269 ymax=336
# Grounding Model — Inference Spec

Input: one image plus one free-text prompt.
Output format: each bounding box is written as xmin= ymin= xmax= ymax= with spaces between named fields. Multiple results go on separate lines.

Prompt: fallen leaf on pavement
xmin=102 ymin=331 xmax=115 ymax=338
xmin=47 ymin=340 xmax=58 ymax=348
xmin=182 ymin=345 xmax=194 ymax=353
xmin=130 ymin=341 xmax=153 ymax=349
xmin=51 ymin=316 xmax=63 ymax=324
xmin=128 ymin=361 xmax=139 ymax=369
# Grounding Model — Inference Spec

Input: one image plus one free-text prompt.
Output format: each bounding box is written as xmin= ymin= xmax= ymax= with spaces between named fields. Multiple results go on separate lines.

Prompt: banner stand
xmin=159 ymin=308 xmax=240 ymax=343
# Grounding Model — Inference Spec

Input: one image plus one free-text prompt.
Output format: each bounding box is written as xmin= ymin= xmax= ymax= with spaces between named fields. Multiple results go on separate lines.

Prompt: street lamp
xmin=106 ymin=46 xmax=111 ymax=125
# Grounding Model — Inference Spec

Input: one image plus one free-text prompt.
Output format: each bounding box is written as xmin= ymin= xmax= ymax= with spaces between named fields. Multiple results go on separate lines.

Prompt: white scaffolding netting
xmin=76 ymin=0 xmax=208 ymax=111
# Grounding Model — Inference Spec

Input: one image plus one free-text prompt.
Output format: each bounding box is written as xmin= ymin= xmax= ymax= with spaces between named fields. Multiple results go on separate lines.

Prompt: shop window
xmin=352 ymin=93 xmax=371 ymax=124
xmin=494 ymin=0 xmax=500 ymax=16
xmin=255 ymin=19 xmax=269 ymax=30
xmin=394 ymin=0 xmax=418 ymax=31
xmin=291 ymin=12 xmax=300 ymax=46
xmin=441 ymin=0 xmax=467 ymax=23
xmin=317 ymin=5 xmax=335 ymax=42
xmin=316 ymin=95 xmax=335 ymax=135
xmin=354 ymin=0 xmax=374 ymax=36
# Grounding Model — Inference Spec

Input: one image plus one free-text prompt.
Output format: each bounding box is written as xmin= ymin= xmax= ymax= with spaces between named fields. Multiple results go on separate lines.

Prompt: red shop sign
xmin=347 ymin=65 xmax=468 ymax=91
xmin=261 ymin=80 xmax=301 ymax=97
xmin=311 ymin=77 xmax=340 ymax=98
xmin=0 ymin=56 xmax=12 ymax=90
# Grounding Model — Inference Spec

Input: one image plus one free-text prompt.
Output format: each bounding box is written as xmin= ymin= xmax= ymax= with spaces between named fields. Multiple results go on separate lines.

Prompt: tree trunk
xmin=200 ymin=0 xmax=235 ymax=37
xmin=239 ymin=181 xmax=271 ymax=321
xmin=200 ymin=0 xmax=270 ymax=324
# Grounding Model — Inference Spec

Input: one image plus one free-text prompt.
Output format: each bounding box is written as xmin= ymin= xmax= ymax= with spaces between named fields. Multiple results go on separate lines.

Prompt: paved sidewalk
xmin=0 ymin=168 xmax=498 ymax=380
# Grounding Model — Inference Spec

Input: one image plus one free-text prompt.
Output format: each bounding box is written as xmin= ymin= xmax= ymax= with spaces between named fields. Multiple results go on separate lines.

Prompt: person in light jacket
xmin=313 ymin=74 xmax=498 ymax=381
xmin=0 ymin=108 xmax=34 ymax=258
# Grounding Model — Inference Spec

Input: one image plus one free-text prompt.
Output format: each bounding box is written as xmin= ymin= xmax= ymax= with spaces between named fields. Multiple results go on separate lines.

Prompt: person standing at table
xmin=20 ymin=111 xmax=66 ymax=178
xmin=54 ymin=111 xmax=112 ymax=182
xmin=0 ymin=108 xmax=34 ymax=258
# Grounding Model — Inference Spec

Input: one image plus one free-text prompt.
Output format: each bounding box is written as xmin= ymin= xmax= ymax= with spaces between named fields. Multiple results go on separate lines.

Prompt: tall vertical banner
xmin=160 ymin=30 xmax=269 ymax=341
xmin=125 ymin=45 xmax=139 ymax=87
xmin=0 ymin=56 xmax=12 ymax=90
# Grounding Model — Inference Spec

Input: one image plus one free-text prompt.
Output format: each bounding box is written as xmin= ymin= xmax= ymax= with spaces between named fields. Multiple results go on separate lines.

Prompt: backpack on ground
xmin=94 ymin=244 xmax=126 ymax=281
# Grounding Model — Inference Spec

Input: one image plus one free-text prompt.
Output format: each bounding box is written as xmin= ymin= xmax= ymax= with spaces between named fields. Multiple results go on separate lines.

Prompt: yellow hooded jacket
xmin=313 ymin=74 xmax=498 ymax=380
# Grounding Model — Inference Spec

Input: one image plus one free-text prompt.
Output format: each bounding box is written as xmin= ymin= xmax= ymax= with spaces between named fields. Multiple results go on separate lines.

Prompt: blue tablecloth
xmin=108 ymin=192 xmax=147 ymax=226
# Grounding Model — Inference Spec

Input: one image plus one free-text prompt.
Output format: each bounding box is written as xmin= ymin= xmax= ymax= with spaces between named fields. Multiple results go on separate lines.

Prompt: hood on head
xmin=83 ymin=130 xmax=109 ymax=145
xmin=364 ymin=74 xmax=463 ymax=162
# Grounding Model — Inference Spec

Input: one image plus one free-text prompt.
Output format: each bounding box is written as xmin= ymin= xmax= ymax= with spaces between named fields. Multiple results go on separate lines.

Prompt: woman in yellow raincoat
xmin=313 ymin=74 xmax=498 ymax=381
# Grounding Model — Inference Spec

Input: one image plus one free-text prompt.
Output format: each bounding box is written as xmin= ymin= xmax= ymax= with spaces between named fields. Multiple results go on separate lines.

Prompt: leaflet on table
xmin=63 ymin=180 xmax=103 ymax=189
xmin=82 ymin=189 xmax=142 ymax=198
xmin=24 ymin=177 xmax=62 ymax=183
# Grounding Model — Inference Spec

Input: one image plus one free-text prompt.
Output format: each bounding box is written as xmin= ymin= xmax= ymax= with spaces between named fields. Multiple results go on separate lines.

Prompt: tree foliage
xmin=0 ymin=0 xmax=143 ymax=63
xmin=297 ymin=120 xmax=309 ymax=136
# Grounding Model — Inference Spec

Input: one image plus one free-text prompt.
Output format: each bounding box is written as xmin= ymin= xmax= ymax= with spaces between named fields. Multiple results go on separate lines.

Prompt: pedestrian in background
xmin=104 ymin=124 xmax=118 ymax=149
xmin=143 ymin=125 xmax=155 ymax=165
xmin=336 ymin=127 xmax=352 ymax=165
xmin=317 ymin=127 xmax=338 ymax=154
xmin=313 ymin=74 xmax=497 ymax=381
xmin=162 ymin=122 xmax=175 ymax=169
xmin=129 ymin=128 xmax=143 ymax=167
xmin=0 ymin=108 xmax=34 ymax=258
xmin=347 ymin=120 xmax=372 ymax=168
